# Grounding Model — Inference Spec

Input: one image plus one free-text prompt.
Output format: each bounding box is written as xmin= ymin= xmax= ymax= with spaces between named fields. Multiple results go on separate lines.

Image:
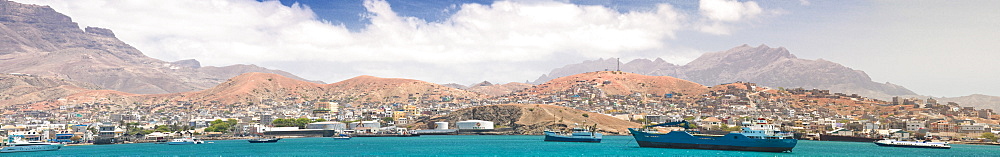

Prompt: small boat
xmin=333 ymin=134 xmax=351 ymax=140
xmin=166 ymin=137 xmax=204 ymax=145
xmin=629 ymin=118 xmax=797 ymax=152
xmin=544 ymin=125 xmax=602 ymax=143
xmin=248 ymin=138 xmax=281 ymax=143
xmin=874 ymin=139 xmax=950 ymax=149
xmin=0 ymin=140 xmax=64 ymax=153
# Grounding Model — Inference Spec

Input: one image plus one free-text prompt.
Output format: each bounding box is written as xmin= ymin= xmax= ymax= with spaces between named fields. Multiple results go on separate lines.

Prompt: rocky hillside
xmin=525 ymin=71 xmax=708 ymax=96
xmin=42 ymin=73 xmax=483 ymax=109
xmin=935 ymin=94 xmax=1000 ymax=112
xmin=0 ymin=73 xmax=99 ymax=106
xmin=411 ymin=104 xmax=641 ymax=135
xmin=467 ymin=81 xmax=533 ymax=97
xmin=323 ymin=75 xmax=482 ymax=104
xmin=0 ymin=0 xmax=313 ymax=96
xmin=532 ymin=45 xmax=916 ymax=99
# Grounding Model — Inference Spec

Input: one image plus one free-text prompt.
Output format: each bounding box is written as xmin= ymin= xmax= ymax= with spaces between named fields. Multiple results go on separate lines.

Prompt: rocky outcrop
xmin=533 ymin=45 xmax=916 ymax=99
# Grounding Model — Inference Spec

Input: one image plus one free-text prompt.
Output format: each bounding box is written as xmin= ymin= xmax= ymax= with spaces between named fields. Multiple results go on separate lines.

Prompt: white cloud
xmin=697 ymin=0 xmax=763 ymax=35
xmin=13 ymin=0 xmax=771 ymax=84
xmin=798 ymin=0 xmax=811 ymax=6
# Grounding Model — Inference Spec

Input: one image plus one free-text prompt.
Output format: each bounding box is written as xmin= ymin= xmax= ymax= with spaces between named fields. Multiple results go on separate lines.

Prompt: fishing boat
xmin=544 ymin=124 xmax=602 ymax=143
xmin=874 ymin=139 xmax=950 ymax=149
xmin=166 ymin=137 xmax=204 ymax=145
xmin=333 ymin=134 xmax=351 ymax=140
xmin=0 ymin=140 xmax=64 ymax=153
xmin=248 ymin=138 xmax=281 ymax=143
xmin=629 ymin=118 xmax=797 ymax=152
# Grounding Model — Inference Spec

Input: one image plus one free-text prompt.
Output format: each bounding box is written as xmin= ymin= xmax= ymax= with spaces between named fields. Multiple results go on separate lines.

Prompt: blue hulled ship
xmin=629 ymin=118 xmax=797 ymax=152
xmin=544 ymin=126 xmax=602 ymax=143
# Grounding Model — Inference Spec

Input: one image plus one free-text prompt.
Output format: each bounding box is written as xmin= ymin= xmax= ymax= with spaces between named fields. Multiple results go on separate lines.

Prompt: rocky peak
xmin=0 ymin=0 xmax=75 ymax=27
xmin=471 ymin=81 xmax=493 ymax=87
xmin=84 ymin=26 xmax=114 ymax=37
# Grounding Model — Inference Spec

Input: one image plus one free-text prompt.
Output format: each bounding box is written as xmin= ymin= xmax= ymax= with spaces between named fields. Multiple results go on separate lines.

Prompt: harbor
xmin=5 ymin=135 xmax=997 ymax=156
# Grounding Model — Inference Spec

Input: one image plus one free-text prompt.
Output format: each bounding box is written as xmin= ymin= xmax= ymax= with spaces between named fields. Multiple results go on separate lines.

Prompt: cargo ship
xmin=629 ymin=119 xmax=797 ymax=152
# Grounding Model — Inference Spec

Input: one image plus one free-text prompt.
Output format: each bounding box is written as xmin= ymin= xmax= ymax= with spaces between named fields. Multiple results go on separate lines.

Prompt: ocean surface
xmin=7 ymin=135 xmax=996 ymax=156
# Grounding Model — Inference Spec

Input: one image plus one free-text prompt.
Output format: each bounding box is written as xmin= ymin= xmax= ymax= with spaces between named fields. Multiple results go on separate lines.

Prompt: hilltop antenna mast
xmin=616 ymin=58 xmax=621 ymax=72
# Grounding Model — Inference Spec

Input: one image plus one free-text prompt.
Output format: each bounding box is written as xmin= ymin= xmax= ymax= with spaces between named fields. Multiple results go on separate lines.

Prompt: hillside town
xmin=2 ymin=71 xmax=998 ymax=146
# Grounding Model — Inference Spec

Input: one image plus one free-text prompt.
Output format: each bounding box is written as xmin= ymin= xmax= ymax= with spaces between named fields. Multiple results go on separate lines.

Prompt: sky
xmin=13 ymin=0 xmax=1000 ymax=97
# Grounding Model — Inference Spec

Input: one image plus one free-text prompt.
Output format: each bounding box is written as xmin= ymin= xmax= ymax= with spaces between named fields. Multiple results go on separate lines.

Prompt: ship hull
xmin=544 ymin=135 xmax=601 ymax=143
xmin=629 ymin=129 xmax=796 ymax=152
xmin=248 ymin=138 xmax=281 ymax=143
xmin=0 ymin=144 xmax=63 ymax=153
xmin=874 ymin=142 xmax=950 ymax=149
xmin=636 ymin=141 xmax=796 ymax=152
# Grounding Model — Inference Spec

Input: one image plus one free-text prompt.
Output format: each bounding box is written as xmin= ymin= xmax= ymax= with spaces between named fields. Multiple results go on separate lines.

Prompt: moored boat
xmin=248 ymin=138 xmax=281 ymax=143
xmin=544 ymin=125 xmax=602 ymax=143
xmin=333 ymin=134 xmax=351 ymax=140
xmin=874 ymin=139 xmax=950 ymax=149
xmin=166 ymin=137 xmax=204 ymax=145
xmin=0 ymin=140 xmax=64 ymax=153
xmin=629 ymin=118 xmax=797 ymax=152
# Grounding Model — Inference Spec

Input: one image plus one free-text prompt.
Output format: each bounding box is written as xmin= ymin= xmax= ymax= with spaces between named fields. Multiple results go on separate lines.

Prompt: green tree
xmin=582 ymin=113 xmax=589 ymax=118
xmin=982 ymin=133 xmax=998 ymax=142
xmin=204 ymin=119 xmax=239 ymax=133
xmin=295 ymin=118 xmax=313 ymax=128
xmin=381 ymin=117 xmax=395 ymax=123
xmin=315 ymin=118 xmax=327 ymax=122
xmin=720 ymin=124 xmax=742 ymax=132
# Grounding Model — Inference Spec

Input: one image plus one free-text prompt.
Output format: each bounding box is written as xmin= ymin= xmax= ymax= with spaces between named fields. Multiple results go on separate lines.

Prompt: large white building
xmin=348 ymin=121 xmax=381 ymax=130
xmin=306 ymin=122 xmax=347 ymax=130
xmin=456 ymin=120 xmax=494 ymax=130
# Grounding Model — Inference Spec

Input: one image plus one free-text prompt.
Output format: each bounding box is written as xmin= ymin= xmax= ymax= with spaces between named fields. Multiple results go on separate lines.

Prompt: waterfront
xmin=7 ymin=135 xmax=996 ymax=156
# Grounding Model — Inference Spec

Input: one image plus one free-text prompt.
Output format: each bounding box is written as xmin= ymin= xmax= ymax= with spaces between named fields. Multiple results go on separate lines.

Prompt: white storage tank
xmin=456 ymin=120 xmax=494 ymax=130
xmin=434 ymin=122 xmax=449 ymax=130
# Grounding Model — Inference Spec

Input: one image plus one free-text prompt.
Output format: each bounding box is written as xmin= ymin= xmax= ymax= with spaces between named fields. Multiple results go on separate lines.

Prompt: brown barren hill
xmin=412 ymin=104 xmax=640 ymax=135
xmin=42 ymin=73 xmax=483 ymax=109
xmin=468 ymin=82 xmax=533 ymax=96
xmin=323 ymin=75 xmax=483 ymax=104
xmin=525 ymin=71 xmax=708 ymax=96
xmin=0 ymin=73 xmax=99 ymax=107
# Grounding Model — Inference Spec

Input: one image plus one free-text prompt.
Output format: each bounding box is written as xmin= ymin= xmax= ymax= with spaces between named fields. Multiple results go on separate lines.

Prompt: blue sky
xmin=15 ymin=0 xmax=1000 ymax=97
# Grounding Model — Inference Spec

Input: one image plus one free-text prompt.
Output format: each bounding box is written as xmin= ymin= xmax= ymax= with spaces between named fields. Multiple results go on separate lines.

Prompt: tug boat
xmin=874 ymin=139 xmax=951 ymax=149
xmin=629 ymin=118 xmax=797 ymax=152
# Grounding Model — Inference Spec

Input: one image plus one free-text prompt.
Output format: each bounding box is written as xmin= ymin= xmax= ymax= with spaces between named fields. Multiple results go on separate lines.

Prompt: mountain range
xmin=532 ymin=45 xmax=915 ymax=100
xmin=38 ymin=72 xmax=482 ymax=110
xmin=2 ymin=0 xmax=998 ymax=113
xmin=0 ymin=0 xmax=314 ymax=95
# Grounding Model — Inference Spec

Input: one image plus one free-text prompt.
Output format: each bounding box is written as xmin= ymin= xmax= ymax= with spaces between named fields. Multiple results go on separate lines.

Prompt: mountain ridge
xmin=532 ymin=44 xmax=916 ymax=99
xmin=0 ymin=0 xmax=317 ymax=98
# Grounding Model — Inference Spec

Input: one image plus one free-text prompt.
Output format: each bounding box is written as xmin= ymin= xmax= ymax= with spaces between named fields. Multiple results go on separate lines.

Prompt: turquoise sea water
xmin=8 ymin=135 xmax=996 ymax=156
